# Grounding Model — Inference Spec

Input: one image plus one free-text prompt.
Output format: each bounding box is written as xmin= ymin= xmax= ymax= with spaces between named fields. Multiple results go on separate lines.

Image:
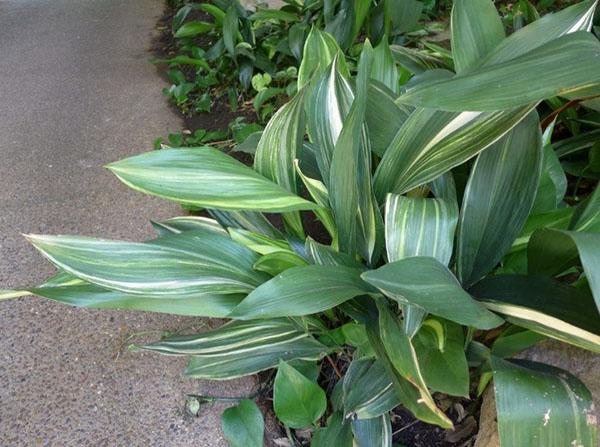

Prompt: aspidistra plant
xmin=4 ymin=0 xmax=600 ymax=445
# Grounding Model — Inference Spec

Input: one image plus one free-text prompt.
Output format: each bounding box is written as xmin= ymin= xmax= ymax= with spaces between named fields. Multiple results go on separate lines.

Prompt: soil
xmin=150 ymin=3 xmax=255 ymax=134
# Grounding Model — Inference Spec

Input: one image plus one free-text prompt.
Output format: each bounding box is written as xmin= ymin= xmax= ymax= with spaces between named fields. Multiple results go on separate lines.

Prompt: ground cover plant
xmin=3 ymin=0 xmax=600 ymax=445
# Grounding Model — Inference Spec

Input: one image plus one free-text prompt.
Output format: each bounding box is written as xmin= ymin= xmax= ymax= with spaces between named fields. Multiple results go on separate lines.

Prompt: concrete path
xmin=0 ymin=1 xmax=255 ymax=445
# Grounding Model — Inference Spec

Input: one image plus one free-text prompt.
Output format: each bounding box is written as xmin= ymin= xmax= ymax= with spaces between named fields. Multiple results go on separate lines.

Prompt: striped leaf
xmin=371 ymin=40 xmax=399 ymax=94
xmin=329 ymin=40 xmax=381 ymax=262
xmin=492 ymin=358 xmax=597 ymax=447
xmin=298 ymin=27 xmax=348 ymax=90
xmin=456 ymin=112 xmax=543 ymax=286
xmin=471 ymin=274 xmax=600 ymax=353
xmin=366 ymin=82 xmax=410 ymax=157
xmin=450 ymin=0 xmax=504 ymax=74
xmin=151 ymin=216 xmax=227 ymax=237
xmin=390 ymin=45 xmax=447 ymax=74
xmin=400 ymin=32 xmax=600 ymax=112
xmin=367 ymin=303 xmax=453 ymax=428
xmin=362 ymin=257 xmax=504 ymax=329
xmin=141 ymin=319 xmax=329 ymax=379
xmin=208 ymin=209 xmax=283 ymax=239
xmin=373 ymin=105 xmax=534 ymax=199
xmin=385 ymin=194 xmax=458 ymax=266
xmin=508 ymin=207 xmax=573 ymax=254
xmin=106 ymin=148 xmax=315 ymax=213
xmin=25 ymin=229 xmax=268 ymax=298
xmin=480 ymin=0 xmax=597 ymax=66
xmin=23 ymin=271 xmax=243 ymax=317
xmin=227 ymin=228 xmax=291 ymax=255
xmin=385 ymin=194 xmax=458 ymax=335
xmin=343 ymin=358 xmax=400 ymax=420
xmin=228 ymin=265 xmax=373 ymax=319
xmin=528 ymin=229 xmax=600 ymax=312
xmin=305 ymin=238 xmax=364 ymax=269
xmin=351 ymin=414 xmax=392 ymax=447
xmin=254 ymin=89 xmax=307 ymax=236
xmin=306 ymin=57 xmax=353 ymax=184
xmin=253 ymin=251 xmax=308 ymax=276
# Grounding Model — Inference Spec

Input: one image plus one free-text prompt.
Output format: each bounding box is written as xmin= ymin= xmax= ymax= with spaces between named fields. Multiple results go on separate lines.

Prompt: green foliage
xmin=8 ymin=1 xmax=600 ymax=445
xmin=221 ymin=399 xmax=264 ymax=447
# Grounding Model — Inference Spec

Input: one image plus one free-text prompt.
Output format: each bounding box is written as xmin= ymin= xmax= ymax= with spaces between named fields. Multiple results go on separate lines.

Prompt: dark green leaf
xmin=273 ymin=361 xmax=327 ymax=428
xmin=221 ymin=400 xmax=264 ymax=447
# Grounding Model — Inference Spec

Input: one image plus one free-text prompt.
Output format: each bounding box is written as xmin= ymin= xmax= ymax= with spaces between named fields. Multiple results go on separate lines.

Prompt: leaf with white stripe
xmin=456 ymin=112 xmax=543 ymax=286
xmin=367 ymin=303 xmax=453 ymax=428
xmin=329 ymin=40 xmax=381 ymax=262
xmin=352 ymin=414 xmax=392 ymax=447
xmin=298 ymin=27 xmax=348 ymax=90
xmin=471 ymin=274 xmax=600 ymax=353
xmin=362 ymin=257 xmax=504 ymax=329
xmin=208 ymin=209 xmax=283 ymax=239
xmin=343 ymin=358 xmax=400 ymax=419
xmin=371 ymin=40 xmax=399 ymax=94
xmin=24 ymin=272 xmax=242 ymax=317
xmin=106 ymin=148 xmax=315 ymax=213
xmin=254 ymin=89 xmax=307 ymax=236
xmin=492 ymin=358 xmax=597 ymax=447
xmin=480 ymin=0 xmax=597 ymax=66
xmin=450 ymin=0 xmax=504 ymax=74
xmin=400 ymin=32 xmax=600 ymax=112
xmin=373 ymin=105 xmax=534 ymax=199
xmin=366 ymin=82 xmax=410 ymax=157
xmin=141 ymin=319 xmax=329 ymax=380
xmin=385 ymin=194 xmax=458 ymax=335
xmin=306 ymin=57 xmax=353 ymax=183
xmin=25 ymin=229 xmax=269 ymax=298
xmin=229 ymin=265 xmax=373 ymax=319
xmin=385 ymin=194 xmax=458 ymax=266
xmin=151 ymin=216 xmax=227 ymax=237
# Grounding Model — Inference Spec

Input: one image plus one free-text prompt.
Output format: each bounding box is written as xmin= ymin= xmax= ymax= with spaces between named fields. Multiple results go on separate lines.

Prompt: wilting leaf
xmin=141 ymin=319 xmax=329 ymax=379
xmin=471 ymin=274 xmax=600 ymax=353
xmin=362 ymin=257 xmax=504 ymax=329
xmin=492 ymin=358 xmax=597 ymax=447
xmin=221 ymin=400 xmax=264 ymax=447
xmin=25 ymin=230 xmax=268 ymax=297
xmin=351 ymin=414 xmax=392 ymax=447
xmin=107 ymin=148 xmax=315 ymax=212
xmin=451 ymin=0 xmax=504 ymax=74
xmin=400 ymin=33 xmax=600 ymax=111
xmin=229 ymin=265 xmax=372 ymax=319
xmin=456 ymin=112 xmax=542 ymax=286
xmin=273 ymin=361 xmax=327 ymax=428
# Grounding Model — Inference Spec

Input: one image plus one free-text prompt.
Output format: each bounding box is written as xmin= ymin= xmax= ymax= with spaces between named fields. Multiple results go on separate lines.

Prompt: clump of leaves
xmin=4 ymin=1 xmax=600 ymax=446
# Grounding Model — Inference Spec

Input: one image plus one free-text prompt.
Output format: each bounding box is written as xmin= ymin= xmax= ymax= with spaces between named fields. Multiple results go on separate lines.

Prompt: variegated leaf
xmin=456 ymin=112 xmax=543 ymax=286
xmin=141 ymin=319 xmax=329 ymax=379
xmin=25 ymin=229 xmax=269 ymax=297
